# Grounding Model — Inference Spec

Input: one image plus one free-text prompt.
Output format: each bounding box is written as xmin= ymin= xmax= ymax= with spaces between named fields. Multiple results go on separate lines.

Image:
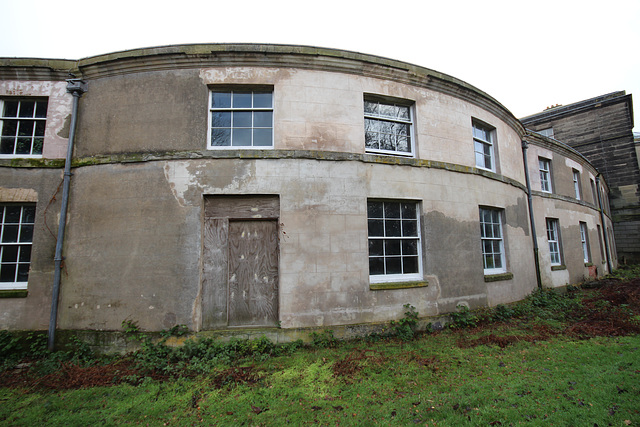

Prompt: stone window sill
xmin=484 ymin=272 xmax=514 ymax=282
xmin=0 ymin=290 xmax=28 ymax=298
xmin=370 ymin=281 xmax=428 ymax=291
xmin=551 ymin=265 xmax=567 ymax=271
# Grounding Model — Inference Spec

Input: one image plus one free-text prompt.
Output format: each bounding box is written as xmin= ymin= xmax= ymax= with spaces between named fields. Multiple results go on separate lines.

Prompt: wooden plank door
xmin=227 ymin=220 xmax=279 ymax=327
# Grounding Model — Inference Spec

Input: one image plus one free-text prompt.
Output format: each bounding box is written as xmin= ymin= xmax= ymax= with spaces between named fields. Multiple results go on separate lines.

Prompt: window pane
xmin=233 ymin=111 xmax=252 ymax=127
xmin=365 ymin=131 xmax=379 ymax=149
xmin=18 ymin=120 xmax=34 ymax=137
xmin=19 ymin=225 xmax=33 ymax=243
xmin=35 ymin=121 xmax=46 ymax=136
xmin=385 ymin=220 xmax=401 ymax=237
xmin=402 ymin=220 xmax=417 ymax=237
xmin=35 ymin=101 xmax=48 ymax=118
xmin=402 ymin=239 xmax=418 ymax=255
xmin=232 ymin=128 xmax=251 ymax=146
xmin=384 ymin=240 xmax=401 ymax=256
xmin=2 ymin=245 xmax=18 ymax=262
xmin=368 ymin=219 xmax=384 ymax=237
xmin=384 ymin=203 xmax=400 ymax=218
xmin=17 ymin=264 xmax=29 ymax=282
xmin=253 ymin=129 xmax=272 ymax=146
xmin=4 ymin=207 xmax=21 ymax=223
xmin=18 ymin=101 xmax=35 ymax=118
xmin=211 ymin=111 xmax=231 ymax=127
xmin=232 ymin=92 xmax=252 ymax=108
xmin=2 ymin=225 xmax=18 ymax=242
xmin=369 ymin=239 xmax=383 ymax=256
xmin=369 ymin=257 xmax=384 ymax=275
xmin=0 ymin=264 xmax=16 ymax=282
xmin=0 ymin=137 xmax=15 ymax=154
xmin=211 ymin=92 xmax=231 ymax=108
xmin=16 ymin=138 xmax=31 ymax=154
xmin=1 ymin=120 xmax=17 ymax=136
xmin=253 ymin=92 xmax=272 ymax=108
xmin=32 ymin=138 xmax=43 ymax=155
xmin=367 ymin=202 xmax=383 ymax=218
xmin=385 ymin=257 xmax=402 ymax=274
xmin=18 ymin=245 xmax=31 ymax=262
xmin=397 ymin=135 xmax=410 ymax=152
xmin=364 ymin=101 xmax=378 ymax=115
xmin=401 ymin=203 xmax=417 ymax=219
xmin=253 ymin=111 xmax=272 ymax=127
xmin=3 ymin=101 xmax=18 ymax=117
xmin=403 ymin=256 xmax=418 ymax=274
xmin=211 ymin=128 xmax=231 ymax=146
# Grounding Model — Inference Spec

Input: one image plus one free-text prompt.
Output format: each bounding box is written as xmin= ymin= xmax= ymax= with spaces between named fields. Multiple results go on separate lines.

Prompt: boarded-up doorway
xmin=202 ymin=196 xmax=279 ymax=329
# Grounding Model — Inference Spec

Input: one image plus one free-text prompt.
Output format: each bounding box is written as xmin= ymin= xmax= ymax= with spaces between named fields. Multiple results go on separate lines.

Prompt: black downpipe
xmin=48 ymin=79 xmax=87 ymax=351
xmin=521 ymin=141 xmax=542 ymax=289
xmin=595 ymin=175 xmax=613 ymax=274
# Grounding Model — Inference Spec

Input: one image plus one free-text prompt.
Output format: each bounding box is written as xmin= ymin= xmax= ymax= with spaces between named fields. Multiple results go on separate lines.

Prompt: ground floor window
xmin=0 ymin=204 xmax=35 ymax=289
xmin=367 ymin=200 xmax=421 ymax=282
xmin=580 ymin=222 xmax=590 ymax=263
xmin=546 ymin=218 xmax=562 ymax=265
xmin=479 ymin=207 xmax=506 ymax=274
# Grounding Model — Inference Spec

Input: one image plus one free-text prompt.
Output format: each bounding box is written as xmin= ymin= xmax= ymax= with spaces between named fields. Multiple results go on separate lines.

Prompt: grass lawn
xmin=1 ymin=269 xmax=640 ymax=426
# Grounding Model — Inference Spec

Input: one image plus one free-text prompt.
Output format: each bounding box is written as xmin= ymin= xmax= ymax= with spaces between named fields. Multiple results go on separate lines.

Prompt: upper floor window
xmin=1 ymin=204 xmax=35 ymax=290
xmin=367 ymin=200 xmax=422 ymax=282
xmin=208 ymin=89 xmax=273 ymax=148
xmin=473 ymin=120 xmax=496 ymax=171
xmin=537 ymin=127 xmax=554 ymax=139
xmin=590 ymin=179 xmax=597 ymax=204
xmin=572 ymin=169 xmax=581 ymax=200
xmin=539 ymin=158 xmax=552 ymax=193
xmin=364 ymin=96 xmax=413 ymax=156
xmin=479 ymin=207 xmax=506 ymax=274
xmin=0 ymin=99 xmax=48 ymax=157
xmin=546 ymin=218 xmax=562 ymax=265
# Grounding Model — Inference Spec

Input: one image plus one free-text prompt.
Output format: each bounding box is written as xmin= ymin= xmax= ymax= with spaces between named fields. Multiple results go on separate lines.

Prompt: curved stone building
xmin=0 ymin=44 xmax=616 ymax=339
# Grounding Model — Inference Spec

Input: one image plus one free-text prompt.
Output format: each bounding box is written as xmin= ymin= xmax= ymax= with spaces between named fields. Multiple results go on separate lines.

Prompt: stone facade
xmin=0 ymin=45 xmax=618 ymax=338
xmin=521 ymin=92 xmax=638 ymax=264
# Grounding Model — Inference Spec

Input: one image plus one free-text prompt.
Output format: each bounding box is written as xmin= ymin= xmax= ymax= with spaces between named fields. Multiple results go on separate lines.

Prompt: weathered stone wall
xmin=522 ymin=93 xmax=639 ymax=263
xmin=0 ymin=45 xmax=616 ymax=334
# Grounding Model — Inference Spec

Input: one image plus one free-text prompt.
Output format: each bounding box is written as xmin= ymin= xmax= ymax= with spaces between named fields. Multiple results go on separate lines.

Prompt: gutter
xmin=521 ymin=141 xmax=542 ymax=288
xmin=47 ymin=78 xmax=87 ymax=351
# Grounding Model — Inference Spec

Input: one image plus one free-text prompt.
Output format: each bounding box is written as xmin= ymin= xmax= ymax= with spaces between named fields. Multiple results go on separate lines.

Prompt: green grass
xmin=1 ymin=273 xmax=640 ymax=426
xmin=1 ymin=334 xmax=638 ymax=425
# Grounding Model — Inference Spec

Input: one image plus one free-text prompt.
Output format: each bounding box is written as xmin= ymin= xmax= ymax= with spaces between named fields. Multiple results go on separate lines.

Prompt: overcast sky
xmin=2 ymin=0 xmax=638 ymax=131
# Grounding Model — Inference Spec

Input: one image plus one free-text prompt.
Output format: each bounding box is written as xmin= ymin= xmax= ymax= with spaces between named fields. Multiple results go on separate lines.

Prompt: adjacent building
xmin=0 ymin=44 xmax=618 ymax=339
xmin=522 ymin=92 xmax=638 ymax=264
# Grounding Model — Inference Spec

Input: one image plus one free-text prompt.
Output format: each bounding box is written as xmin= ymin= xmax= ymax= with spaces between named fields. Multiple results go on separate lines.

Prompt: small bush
xmin=449 ymin=305 xmax=478 ymax=329
xmin=310 ymin=329 xmax=338 ymax=348
xmin=391 ymin=304 xmax=419 ymax=341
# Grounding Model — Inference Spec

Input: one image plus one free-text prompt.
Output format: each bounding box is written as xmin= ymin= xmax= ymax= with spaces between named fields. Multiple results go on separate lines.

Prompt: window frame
xmin=579 ymin=222 xmax=591 ymax=263
xmin=479 ymin=207 xmax=506 ymax=275
xmin=0 ymin=98 xmax=48 ymax=158
xmin=539 ymin=157 xmax=552 ymax=193
xmin=473 ymin=119 xmax=497 ymax=172
xmin=367 ymin=199 xmax=423 ymax=283
xmin=0 ymin=204 xmax=36 ymax=290
xmin=590 ymin=179 xmax=597 ymax=205
xmin=363 ymin=95 xmax=415 ymax=157
xmin=546 ymin=218 xmax=563 ymax=266
xmin=207 ymin=87 xmax=274 ymax=149
xmin=572 ymin=169 xmax=581 ymax=200
xmin=537 ymin=127 xmax=554 ymax=139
